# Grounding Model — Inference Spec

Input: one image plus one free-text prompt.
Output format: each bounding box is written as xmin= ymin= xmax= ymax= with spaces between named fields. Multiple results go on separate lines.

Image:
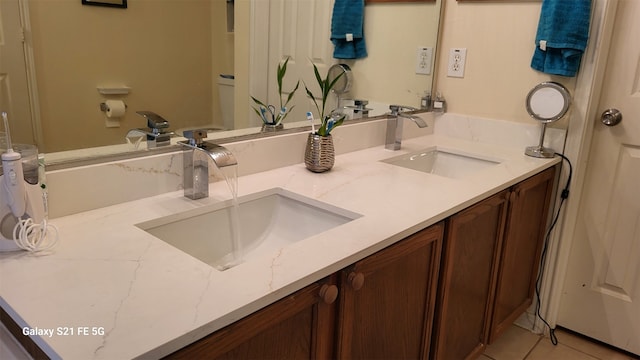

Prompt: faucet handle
xmin=136 ymin=111 xmax=170 ymax=130
xmin=389 ymin=105 xmax=418 ymax=115
xmin=183 ymin=129 xmax=208 ymax=146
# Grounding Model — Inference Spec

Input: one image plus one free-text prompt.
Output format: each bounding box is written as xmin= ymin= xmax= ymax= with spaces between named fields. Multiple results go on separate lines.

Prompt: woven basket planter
xmin=304 ymin=133 xmax=334 ymax=173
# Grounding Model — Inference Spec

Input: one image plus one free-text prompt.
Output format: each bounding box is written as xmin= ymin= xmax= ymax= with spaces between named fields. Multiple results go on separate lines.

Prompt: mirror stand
xmin=524 ymin=82 xmax=571 ymax=159
xmin=525 ymin=123 xmax=555 ymax=158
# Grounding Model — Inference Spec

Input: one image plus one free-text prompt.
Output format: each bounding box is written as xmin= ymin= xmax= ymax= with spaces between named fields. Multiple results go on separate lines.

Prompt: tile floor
xmin=482 ymin=325 xmax=639 ymax=360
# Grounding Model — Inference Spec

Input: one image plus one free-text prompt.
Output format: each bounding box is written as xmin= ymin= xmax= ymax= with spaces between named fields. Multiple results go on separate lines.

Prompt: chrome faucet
xmin=126 ymin=111 xmax=173 ymax=148
xmin=180 ymin=129 xmax=237 ymax=200
xmin=385 ymin=105 xmax=428 ymax=150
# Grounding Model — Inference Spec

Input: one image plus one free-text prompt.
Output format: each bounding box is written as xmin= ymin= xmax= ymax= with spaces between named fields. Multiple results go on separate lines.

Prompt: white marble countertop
xmin=0 ymin=133 xmax=559 ymax=359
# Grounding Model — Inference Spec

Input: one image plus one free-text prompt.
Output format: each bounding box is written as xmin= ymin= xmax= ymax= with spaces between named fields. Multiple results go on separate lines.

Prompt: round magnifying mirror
xmin=526 ymin=82 xmax=571 ymax=123
xmin=525 ymin=82 xmax=571 ymax=158
xmin=328 ymin=63 xmax=352 ymax=96
xmin=327 ymin=64 xmax=353 ymax=114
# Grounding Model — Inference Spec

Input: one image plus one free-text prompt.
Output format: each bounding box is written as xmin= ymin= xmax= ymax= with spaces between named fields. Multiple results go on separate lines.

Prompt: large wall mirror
xmin=3 ymin=0 xmax=443 ymax=167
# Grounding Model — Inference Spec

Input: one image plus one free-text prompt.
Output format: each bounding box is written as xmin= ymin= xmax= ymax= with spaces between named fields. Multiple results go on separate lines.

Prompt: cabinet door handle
xmin=348 ymin=272 xmax=365 ymax=291
xmin=319 ymin=284 xmax=339 ymax=304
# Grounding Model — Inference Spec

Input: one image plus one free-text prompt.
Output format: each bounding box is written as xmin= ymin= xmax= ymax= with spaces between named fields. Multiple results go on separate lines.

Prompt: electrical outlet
xmin=415 ymin=47 xmax=433 ymax=75
xmin=447 ymin=48 xmax=467 ymax=78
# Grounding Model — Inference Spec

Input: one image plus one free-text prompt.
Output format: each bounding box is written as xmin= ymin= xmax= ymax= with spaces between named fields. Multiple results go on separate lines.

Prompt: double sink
xmin=137 ymin=147 xmax=502 ymax=271
xmin=381 ymin=146 xmax=502 ymax=179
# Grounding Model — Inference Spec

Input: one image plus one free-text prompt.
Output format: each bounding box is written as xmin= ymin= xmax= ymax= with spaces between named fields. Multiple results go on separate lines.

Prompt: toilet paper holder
xmin=99 ymin=101 xmax=128 ymax=113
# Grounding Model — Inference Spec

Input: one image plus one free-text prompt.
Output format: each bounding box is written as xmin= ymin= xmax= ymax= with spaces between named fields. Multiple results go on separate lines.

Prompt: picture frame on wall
xmin=81 ymin=0 xmax=127 ymax=9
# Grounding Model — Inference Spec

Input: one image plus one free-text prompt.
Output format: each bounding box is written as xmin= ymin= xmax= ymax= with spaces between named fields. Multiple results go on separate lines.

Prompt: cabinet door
xmin=336 ymin=223 xmax=443 ymax=360
xmin=432 ymin=191 xmax=509 ymax=360
xmin=489 ymin=167 xmax=556 ymax=342
xmin=164 ymin=276 xmax=337 ymax=360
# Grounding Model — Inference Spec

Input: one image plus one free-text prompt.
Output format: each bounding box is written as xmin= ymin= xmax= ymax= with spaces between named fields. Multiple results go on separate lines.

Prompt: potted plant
xmin=251 ymin=57 xmax=300 ymax=130
xmin=303 ymin=63 xmax=346 ymax=172
xmin=304 ymin=63 xmax=347 ymax=136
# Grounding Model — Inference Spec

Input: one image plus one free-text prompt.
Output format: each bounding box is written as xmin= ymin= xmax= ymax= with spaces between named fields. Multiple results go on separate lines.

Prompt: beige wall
xmin=30 ymin=0 xmax=222 ymax=152
xmin=350 ymin=0 xmax=441 ymax=107
xmin=237 ymin=0 xmax=557 ymax=124
xmin=435 ymin=0 xmax=576 ymax=127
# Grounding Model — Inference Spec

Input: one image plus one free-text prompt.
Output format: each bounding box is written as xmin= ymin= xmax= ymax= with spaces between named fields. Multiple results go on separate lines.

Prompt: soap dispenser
xmin=420 ymin=91 xmax=432 ymax=111
xmin=433 ymin=91 xmax=446 ymax=113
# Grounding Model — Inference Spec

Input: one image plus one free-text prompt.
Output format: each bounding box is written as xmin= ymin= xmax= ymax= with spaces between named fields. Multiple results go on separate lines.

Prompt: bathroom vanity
xmin=164 ymin=167 xmax=555 ymax=360
xmin=0 ymin=115 xmax=562 ymax=359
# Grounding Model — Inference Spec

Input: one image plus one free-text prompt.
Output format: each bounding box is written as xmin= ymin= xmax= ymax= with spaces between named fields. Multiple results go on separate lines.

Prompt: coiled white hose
xmin=12 ymin=217 xmax=59 ymax=252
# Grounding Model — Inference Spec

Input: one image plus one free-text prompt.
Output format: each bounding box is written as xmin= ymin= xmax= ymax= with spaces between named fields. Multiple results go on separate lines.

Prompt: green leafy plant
xmin=251 ymin=57 xmax=300 ymax=126
xmin=304 ymin=62 xmax=346 ymax=137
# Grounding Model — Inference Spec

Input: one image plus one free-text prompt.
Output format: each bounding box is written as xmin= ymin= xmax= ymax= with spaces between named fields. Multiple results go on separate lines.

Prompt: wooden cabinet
xmin=165 ymin=167 xmax=555 ymax=360
xmin=432 ymin=167 xmax=556 ymax=359
xmin=488 ymin=167 xmax=556 ymax=343
xmin=336 ymin=223 xmax=443 ymax=359
xmin=432 ymin=191 xmax=510 ymax=360
xmin=165 ymin=223 xmax=443 ymax=360
xmin=164 ymin=276 xmax=338 ymax=359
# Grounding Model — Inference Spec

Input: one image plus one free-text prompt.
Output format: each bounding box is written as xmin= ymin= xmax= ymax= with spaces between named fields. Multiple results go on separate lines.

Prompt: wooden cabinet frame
xmin=432 ymin=166 xmax=557 ymax=359
xmin=164 ymin=276 xmax=337 ymax=359
xmin=488 ymin=167 xmax=556 ymax=343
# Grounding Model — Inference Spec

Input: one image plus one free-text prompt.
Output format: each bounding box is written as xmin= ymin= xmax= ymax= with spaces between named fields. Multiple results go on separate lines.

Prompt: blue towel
xmin=331 ymin=0 xmax=367 ymax=59
xmin=531 ymin=0 xmax=591 ymax=77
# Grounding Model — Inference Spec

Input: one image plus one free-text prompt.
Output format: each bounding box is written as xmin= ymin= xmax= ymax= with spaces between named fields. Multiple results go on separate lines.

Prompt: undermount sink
xmin=136 ymin=188 xmax=361 ymax=271
xmin=381 ymin=146 xmax=502 ymax=179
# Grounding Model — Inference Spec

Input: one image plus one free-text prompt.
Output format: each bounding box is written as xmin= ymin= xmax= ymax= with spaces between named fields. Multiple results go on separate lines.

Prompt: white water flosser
xmin=1 ymin=112 xmax=27 ymax=217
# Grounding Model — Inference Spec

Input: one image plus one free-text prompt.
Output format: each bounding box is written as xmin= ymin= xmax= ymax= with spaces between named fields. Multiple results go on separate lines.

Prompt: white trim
xmin=249 ymin=0 xmax=270 ymax=128
xmin=539 ymin=0 xmax=619 ymax=331
xmin=18 ymin=0 xmax=44 ymax=150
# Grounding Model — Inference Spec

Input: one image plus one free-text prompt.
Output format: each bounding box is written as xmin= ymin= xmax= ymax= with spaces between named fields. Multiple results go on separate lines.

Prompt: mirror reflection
xmin=5 ymin=0 xmax=442 ymax=164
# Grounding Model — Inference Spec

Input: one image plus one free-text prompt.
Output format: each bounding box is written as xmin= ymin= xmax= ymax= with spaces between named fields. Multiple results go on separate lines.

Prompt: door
xmin=0 ymin=0 xmax=37 ymax=146
xmin=266 ymin=0 xmax=335 ymax=125
xmin=432 ymin=192 xmax=509 ymax=360
xmin=489 ymin=167 xmax=555 ymax=343
xmin=336 ymin=223 xmax=443 ymax=360
xmin=557 ymin=0 xmax=640 ymax=355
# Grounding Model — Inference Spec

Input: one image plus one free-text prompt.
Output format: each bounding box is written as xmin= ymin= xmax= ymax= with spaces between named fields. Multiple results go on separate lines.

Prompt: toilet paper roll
xmin=105 ymin=100 xmax=126 ymax=118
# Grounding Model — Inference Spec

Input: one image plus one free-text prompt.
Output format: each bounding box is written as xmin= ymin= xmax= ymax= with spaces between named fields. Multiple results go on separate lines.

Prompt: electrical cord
xmin=535 ymin=152 xmax=573 ymax=346
xmin=11 ymin=185 xmax=59 ymax=252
